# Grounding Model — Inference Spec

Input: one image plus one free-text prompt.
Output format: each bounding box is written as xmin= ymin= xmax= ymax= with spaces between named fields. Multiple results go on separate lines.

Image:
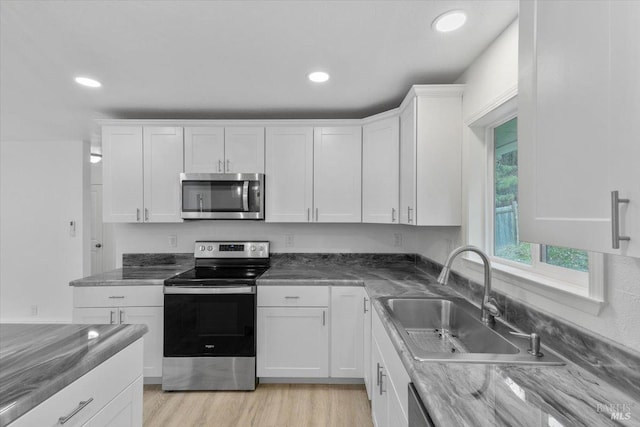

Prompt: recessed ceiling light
xmin=432 ymin=10 xmax=467 ymax=33
xmin=75 ymin=76 xmax=102 ymax=88
xmin=308 ymin=71 xmax=330 ymax=83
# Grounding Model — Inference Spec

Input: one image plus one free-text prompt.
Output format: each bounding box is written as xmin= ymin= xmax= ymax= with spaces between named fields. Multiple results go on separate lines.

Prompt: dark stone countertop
xmin=66 ymin=253 xmax=640 ymax=426
xmin=69 ymin=266 xmax=188 ymax=286
xmin=0 ymin=323 xmax=148 ymax=426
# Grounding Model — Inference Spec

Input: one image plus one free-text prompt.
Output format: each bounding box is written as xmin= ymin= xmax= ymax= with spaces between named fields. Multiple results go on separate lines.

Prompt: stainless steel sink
xmin=380 ymin=296 xmax=564 ymax=365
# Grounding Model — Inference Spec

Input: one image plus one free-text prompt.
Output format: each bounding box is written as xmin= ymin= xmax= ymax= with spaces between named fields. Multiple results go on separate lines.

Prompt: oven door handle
xmin=164 ymin=286 xmax=256 ymax=295
xmin=242 ymin=181 xmax=250 ymax=212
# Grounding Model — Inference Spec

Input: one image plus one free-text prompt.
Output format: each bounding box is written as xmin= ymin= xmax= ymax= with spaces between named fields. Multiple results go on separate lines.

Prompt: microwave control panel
xmin=194 ymin=241 xmax=269 ymax=258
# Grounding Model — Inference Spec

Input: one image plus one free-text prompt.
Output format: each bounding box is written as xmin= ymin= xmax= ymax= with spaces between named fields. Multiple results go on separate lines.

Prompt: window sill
xmin=462 ymin=256 xmax=605 ymax=315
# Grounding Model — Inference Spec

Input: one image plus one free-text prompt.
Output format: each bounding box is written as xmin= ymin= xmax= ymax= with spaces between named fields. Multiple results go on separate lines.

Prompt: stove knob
xmin=199 ymin=245 xmax=206 ymax=251
xmin=258 ymin=245 xmax=265 ymax=252
xmin=251 ymin=245 xmax=256 ymax=251
xmin=207 ymin=246 xmax=213 ymax=251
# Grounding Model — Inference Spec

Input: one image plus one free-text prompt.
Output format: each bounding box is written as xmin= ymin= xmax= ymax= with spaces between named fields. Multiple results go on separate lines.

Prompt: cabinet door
xmin=363 ymin=117 xmax=400 ymax=224
xmin=399 ymin=100 xmax=416 ymax=225
xmin=143 ymin=126 xmax=184 ymax=223
xmin=371 ymin=337 xmax=388 ymax=427
xmin=363 ymin=295 xmax=372 ymax=400
xmin=120 ymin=307 xmax=163 ymax=378
xmin=265 ymin=127 xmax=314 ymax=222
xmin=330 ymin=287 xmax=364 ymax=378
xmin=73 ymin=307 xmax=117 ymax=325
xmin=225 ymin=127 xmax=265 ymax=173
xmin=610 ymin=1 xmax=640 ymax=257
xmin=415 ymin=94 xmax=462 ymax=226
xmin=102 ymin=126 xmax=143 ymax=223
xmin=257 ymin=307 xmax=329 ymax=377
xmin=314 ymin=126 xmax=362 ymax=223
xmin=519 ymin=1 xmax=614 ymax=253
xmin=84 ymin=376 xmax=143 ymax=427
xmin=184 ymin=127 xmax=225 ymax=173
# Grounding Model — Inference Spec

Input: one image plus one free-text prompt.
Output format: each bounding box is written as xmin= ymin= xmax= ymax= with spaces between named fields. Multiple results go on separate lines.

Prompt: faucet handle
xmin=509 ymin=331 xmax=543 ymax=357
xmin=483 ymin=297 xmax=502 ymax=317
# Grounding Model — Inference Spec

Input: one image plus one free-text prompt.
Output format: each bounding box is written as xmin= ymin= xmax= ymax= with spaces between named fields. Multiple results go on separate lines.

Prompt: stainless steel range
xmin=162 ymin=241 xmax=269 ymax=391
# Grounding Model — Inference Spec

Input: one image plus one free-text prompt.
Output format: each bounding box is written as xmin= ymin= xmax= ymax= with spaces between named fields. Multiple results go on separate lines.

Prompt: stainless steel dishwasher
xmin=408 ymin=383 xmax=435 ymax=427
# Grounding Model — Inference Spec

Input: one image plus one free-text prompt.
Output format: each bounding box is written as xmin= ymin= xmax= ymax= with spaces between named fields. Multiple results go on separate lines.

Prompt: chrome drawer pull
xmin=108 ymin=296 xmax=125 ymax=299
xmin=58 ymin=398 xmax=93 ymax=424
xmin=284 ymin=296 xmax=300 ymax=299
xmin=611 ymin=190 xmax=631 ymax=249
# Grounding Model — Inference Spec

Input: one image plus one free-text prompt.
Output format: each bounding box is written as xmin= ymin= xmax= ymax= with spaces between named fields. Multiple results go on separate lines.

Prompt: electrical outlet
xmin=30 ymin=305 xmax=38 ymax=316
xmin=393 ymin=233 xmax=403 ymax=247
xmin=168 ymin=235 xmax=178 ymax=248
xmin=285 ymin=234 xmax=295 ymax=247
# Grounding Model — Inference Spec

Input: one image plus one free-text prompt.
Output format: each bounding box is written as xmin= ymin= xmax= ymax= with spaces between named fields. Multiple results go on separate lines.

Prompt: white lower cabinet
xmin=257 ymin=306 xmax=329 ymax=377
xmin=371 ymin=305 xmax=410 ymax=427
xmin=363 ymin=294 xmax=373 ymax=399
xmin=10 ymin=339 xmax=143 ymax=427
xmin=256 ymin=286 xmax=364 ymax=379
xmin=72 ymin=286 xmax=163 ymax=380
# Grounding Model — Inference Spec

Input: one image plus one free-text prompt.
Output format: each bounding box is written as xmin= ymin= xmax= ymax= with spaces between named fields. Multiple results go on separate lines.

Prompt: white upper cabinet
xmin=184 ymin=127 xmax=224 ymax=173
xmin=143 ymin=126 xmax=184 ymax=223
xmin=225 ymin=127 xmax=265 ymax=173
xmin=399 ymin=101 xmax=416 ymax=225
xmin=184 ymin=126 xmax=264 ymax=173
xmin=103 ymin=126 xmax=183 ymax=223
xmin=265 ymin=127 xmax=314 ymax=222
xmin=399 ymin=86 xmax=463 ymax=226
xmin=314 ymin=126 xmax=362 ymax=223
xmin=519 ymin=0 xmax=639 ymax=256
xmin=363 ymin=116 xmax=400 ymax=224
xmin=103 ymin=126 xmax=143 ymax=223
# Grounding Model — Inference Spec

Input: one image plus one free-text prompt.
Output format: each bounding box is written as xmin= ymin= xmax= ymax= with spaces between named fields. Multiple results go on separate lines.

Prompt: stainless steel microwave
xmin=180 ymin=173 xmax=265 ymax=220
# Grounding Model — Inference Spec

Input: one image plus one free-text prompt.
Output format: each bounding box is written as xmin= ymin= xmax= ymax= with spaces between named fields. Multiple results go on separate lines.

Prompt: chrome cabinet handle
xmin=58 ymin=398 xmax=94 ymax=424
xmin=136 ymin=208 xmax=140 ymax=222
xmin=379 ymin=371 xmax=386 ymax=395
xmin=119 ymin=309 xmax=124 ymax=324
xmin=109 ymin=310 xmax=115 ymax=324
xmin=391 ymin=208 xmax=396 ymax=223
xmin=363 ymin=297 xmax=368 ymax=313
xmin=108 ymin=296 xmax=125 ymax=299
xmin=284 ymin=296 xmax=300 ymax=299
xmin=408 ymin=206 xmax=413 ymax=224
xmin=226 ymin=159 xmax=231 ymax=172
xmin=218 ymin=160 xmax=223 ymax=172
xmin=315 ymin=208 xmax=319 ymax=222
xmin=307 ymin=208 xmax=310 ymax=222
xmin=144 ymin=208 xmax=149 ymax=221
xmin=322 ymin=310 xmax=326 ymax=326
xmin=611 ymin=190 xmax=631 ymax=249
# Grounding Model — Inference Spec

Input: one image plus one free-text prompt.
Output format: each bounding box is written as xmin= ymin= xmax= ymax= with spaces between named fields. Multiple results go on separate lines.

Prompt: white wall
xmin=0 ymin=140 xmax=89 ymax=322
xmin=436 ymin=19 xmax=640 ymax=353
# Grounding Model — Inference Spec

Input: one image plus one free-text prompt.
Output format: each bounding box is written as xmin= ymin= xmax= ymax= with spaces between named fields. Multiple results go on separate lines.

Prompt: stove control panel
xmin=194 ymin=241 xmax=269 ymax=258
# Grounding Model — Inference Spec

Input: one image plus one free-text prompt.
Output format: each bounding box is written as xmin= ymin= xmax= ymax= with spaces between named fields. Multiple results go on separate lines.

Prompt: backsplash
xmin=123 ymin=253 xmax=193 ymax=268
xmin=414 ymin=255 xmax=640 ymax=400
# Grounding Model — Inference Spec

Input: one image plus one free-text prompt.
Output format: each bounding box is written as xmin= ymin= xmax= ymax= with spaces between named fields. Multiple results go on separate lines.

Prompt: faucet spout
xmin=437 ymin=245 xmax=501 ymax=325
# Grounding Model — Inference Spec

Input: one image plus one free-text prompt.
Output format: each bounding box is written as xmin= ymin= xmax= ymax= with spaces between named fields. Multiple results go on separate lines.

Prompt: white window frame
xmin=464 ymin=96 xmax=605 ymax=315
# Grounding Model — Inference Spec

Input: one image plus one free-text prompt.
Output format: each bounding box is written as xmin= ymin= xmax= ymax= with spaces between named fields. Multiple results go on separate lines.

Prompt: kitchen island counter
xmin=0 ymin=323 xmax=147 ymax=426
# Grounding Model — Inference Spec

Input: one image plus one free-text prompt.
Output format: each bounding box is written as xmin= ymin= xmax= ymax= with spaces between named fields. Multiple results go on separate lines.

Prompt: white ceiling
xmin=0 ymin=0 xmax=517 ymax=142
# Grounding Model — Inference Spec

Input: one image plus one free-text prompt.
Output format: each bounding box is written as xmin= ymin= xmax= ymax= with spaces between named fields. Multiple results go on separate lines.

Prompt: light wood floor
xmin=143 ymin=384 xmax=373 ymax=427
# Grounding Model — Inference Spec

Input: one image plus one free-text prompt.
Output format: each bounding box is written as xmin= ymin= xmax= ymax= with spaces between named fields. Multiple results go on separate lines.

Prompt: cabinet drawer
xmin=73 ymin=286 xmax=163 ymax=308
xmin=10 ymin=339 xmax=143 ymax=427
xmin=257 ymin=286 xmax=329 ymax=307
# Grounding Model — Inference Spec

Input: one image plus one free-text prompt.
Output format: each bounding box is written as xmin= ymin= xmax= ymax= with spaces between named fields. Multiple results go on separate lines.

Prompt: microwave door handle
xmin=242 ymin=181 xmax=249 ymax=211
xmin=197 ymin=193 xmax=203 ymax=212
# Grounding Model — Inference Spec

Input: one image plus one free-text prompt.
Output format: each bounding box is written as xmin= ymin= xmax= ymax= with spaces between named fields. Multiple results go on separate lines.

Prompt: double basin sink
xmin=380 ymin=296 xmax=564 ymax=365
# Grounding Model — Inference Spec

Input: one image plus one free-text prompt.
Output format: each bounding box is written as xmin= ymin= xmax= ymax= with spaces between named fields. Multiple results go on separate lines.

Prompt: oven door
xmin=180 ymin=173 xmax=264 ymax=220
xmin=164 ymin=287 xmax=256 ymax=357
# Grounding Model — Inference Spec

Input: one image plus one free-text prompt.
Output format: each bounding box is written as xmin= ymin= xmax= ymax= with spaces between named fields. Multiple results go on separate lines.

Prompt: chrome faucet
xmin=437 ymin=245 xmax=502 ymax=325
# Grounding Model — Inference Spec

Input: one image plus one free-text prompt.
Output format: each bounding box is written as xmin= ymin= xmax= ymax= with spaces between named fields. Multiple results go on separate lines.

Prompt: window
xmin=488 ymin=115 xmax=599 ymax=295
